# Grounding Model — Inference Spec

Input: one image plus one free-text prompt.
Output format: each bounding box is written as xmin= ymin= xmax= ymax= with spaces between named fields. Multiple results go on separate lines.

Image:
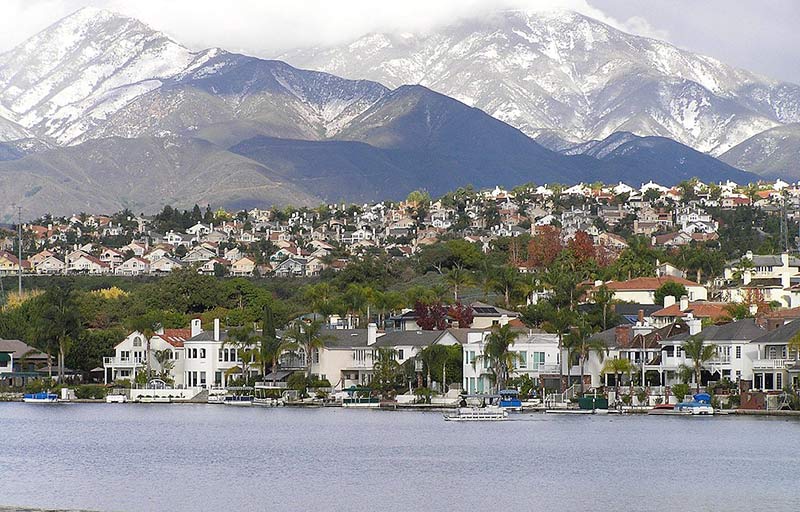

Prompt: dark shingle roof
xmin=750 ymin=320 xmax=800 ymax=345
xmin=373 ymin=330 xmax=444 ymax=347
xmin=666 ymin=319 xmax=766 ymax=342
xmin=322 ymin=330 xmax=371 ymax=349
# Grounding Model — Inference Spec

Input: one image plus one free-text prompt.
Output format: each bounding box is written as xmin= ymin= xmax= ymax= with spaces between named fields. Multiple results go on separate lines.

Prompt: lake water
xmin=1 ymin=404 xmax=799 ymax=511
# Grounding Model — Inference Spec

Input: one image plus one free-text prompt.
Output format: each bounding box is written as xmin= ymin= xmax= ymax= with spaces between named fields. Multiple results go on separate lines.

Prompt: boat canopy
xmin=694 ymin=393 xmax=711 ymax=404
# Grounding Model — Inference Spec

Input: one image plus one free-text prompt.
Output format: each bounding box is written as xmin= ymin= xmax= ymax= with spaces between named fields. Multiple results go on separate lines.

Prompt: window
xmin=199 ymin=348 xmax=206 ymax=359
xmin=735 ymin=346 xmax=741 ymax=359
xmin=312 ymin=348 xmax=319 ymax=364
xmin=533 ymin=352 xmax=545 ymax=368
xmin=133 ymin=336 xmax=142 ymax=347
xmin=397 ymin=349 xmax=404 ymax=360
xmin=777 ymin=373 xmax=783 ymax=390
xmin=518 ymin=351 xmax=527 ymax=369
xmin=120 ymin=350 xmax=130 ymax=361
xmin=218 ymin=349 xmax=224 ymax=362
xmin=200 ymin=371 xmax=207 ymax=386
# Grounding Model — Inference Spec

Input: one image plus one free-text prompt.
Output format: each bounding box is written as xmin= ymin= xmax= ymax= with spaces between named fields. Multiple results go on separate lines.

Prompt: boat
xmin=675 ymin=393 xmax=714 ymax=415
xmin=223 ymin=387 xmax=254 ymax=406
xmin=498 ymin=389 xmax=523 ymax=412
xmin=444 ymin=406 xmax=508 ymax=421
xmin=253 ymin=384 xmax=283 ymax=407
xmin=342 ymin=396 xmax=380 ymax=408
xmin=648 ymin=393 xmax=714 ymax=416
xmin=341 ymin=386 xmax=380 ymax=408
xmin=105 ymin=393 xmax=128 ymax=403
xmin=207 ymin=387 xmax=227 ymax=404
xmin=22 ymin=391 xmax=59 ymax=403
xmin=545 ymin=408 xmax=599 ymax=415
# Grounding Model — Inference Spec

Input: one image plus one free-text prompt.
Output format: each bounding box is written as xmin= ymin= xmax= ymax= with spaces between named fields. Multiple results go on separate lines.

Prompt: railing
xmin=103 ymin=357 xmax=142 ymax=366
xmin=544 ymin=384 xmax=578 ymax=408
xmin=753 ymin=358 xmax=791 ymax=370
xmin=536 ymin=363 xmax=560 ymax=374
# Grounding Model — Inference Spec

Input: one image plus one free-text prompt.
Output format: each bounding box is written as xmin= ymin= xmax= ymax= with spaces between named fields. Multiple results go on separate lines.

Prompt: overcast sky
xmin=1 ymin=0 xmax=798 ymax=83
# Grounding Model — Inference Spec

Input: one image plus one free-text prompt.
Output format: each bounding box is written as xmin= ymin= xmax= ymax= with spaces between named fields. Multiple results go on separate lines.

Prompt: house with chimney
xmin=721 ymin=252 xmax=800 ymax=307
xmin=595 ymin=276 xmax=708 ymax=304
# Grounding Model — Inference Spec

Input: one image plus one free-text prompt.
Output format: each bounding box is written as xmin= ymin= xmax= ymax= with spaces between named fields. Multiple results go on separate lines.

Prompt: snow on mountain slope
xmin=0 ymin=114 xmax=33 ymax=142
xmin=0 ymin=7 xmax=201 ymax=145
xmin=720 ymin=123 xmax=800 ymax=178
xmin=281 ymin=9 xmax=800 ymax=156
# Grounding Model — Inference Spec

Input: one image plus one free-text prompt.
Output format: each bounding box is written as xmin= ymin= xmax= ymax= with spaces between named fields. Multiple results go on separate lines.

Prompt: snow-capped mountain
xmin=0 ymin=7 xmax=760 ymax=217
xmin=720 ymin=124 xmax=800 ymax=179
xmin=281 ymin=9 xmax=800 ymax=156
xmin=0 ymin=7 xmax=204 ymax=145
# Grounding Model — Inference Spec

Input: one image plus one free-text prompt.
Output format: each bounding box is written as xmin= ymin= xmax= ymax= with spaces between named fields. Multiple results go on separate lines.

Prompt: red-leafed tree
xmin=527 ymin=225 xmax=563 ymax=268
xmin=449 ymin=302 xmax=474 ymax=328
xmin=414 ymin=301 xmax=448 ymax=330
xmin=567 ymin=230 xmax=596 ymax=265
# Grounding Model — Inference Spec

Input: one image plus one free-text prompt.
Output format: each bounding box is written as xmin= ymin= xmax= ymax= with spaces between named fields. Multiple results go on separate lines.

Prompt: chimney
xmin=615 ymin=325 xmax=631 ymax=346
xmin=782 ymin=272 xmax=791 ymax=289
xmin=680 ymin=295 xmax=689 ymax=312
xmin=499 ymin=314 xmax=509 ymax=326
xmin=781 ymin=252 xmax=789 ymax=267
xmin=749 ymin=304 xmax=759 ymax=317
xmin=214 ymin=318 xmax=220 ymax=342
xmin=191 ymin=318 xmax=202 ymax=338
xmin=637 ymin=309 xmax=645 ymax=325
xmin=367 ymin=323 xmax=377 ymax=346
xmin=664 ymin=295 xmax=676 ymax=308
xmin=686 ymin=313 xmax=702 ymax=335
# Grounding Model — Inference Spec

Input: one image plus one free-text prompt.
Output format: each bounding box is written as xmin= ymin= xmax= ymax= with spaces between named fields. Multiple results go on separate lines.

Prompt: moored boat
xmin=648 ymin=393 xmax=714 ymax=416
xmin=223 ymin=387 xmax=254 ymax=406
xmin=207 ymin=387 xmax=227 ymax=404
xmin=499 ymin=389 xmax=523 ymax=412
xmin=444 ymin=406 xmax=508 ymax=421
xmin=23 ymin=391 xmax=59 ymax=403
xmin=106 ymin=393 xmax=127 ymax=403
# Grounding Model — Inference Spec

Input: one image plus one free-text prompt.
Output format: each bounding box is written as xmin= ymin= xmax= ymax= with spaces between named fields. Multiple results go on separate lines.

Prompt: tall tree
xmin=225 ymin=326 xmax=259 ymax=385
xmin=474 ymin=324 xmax=522 ymax=392
xmin=680 ymin=335 xmax=717 ymax=392
xmin=41 ymin=282 xmax=82 ymax=380
xmin=444 ymin=265 xmax=474 ymax=302
xmin=563 ymin=315 xmax=606 ymax=393
xmin=602 ymin=357 xmax=634 ymax=398
xmin=286 ymin=319 xmax=330 ymax=379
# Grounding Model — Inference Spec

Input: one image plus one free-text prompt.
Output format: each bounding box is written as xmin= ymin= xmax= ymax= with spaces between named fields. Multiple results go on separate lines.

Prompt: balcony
xmin=752 ymin=358 xmax=793 ymax=370
xmin=103 ymin=356 xmax=144 ymax=368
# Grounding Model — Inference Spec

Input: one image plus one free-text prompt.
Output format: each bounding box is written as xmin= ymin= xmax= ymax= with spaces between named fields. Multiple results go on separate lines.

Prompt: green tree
xmin=286 ymin=319 xmax=331 ymax=379
xmin=654 ymin=281 xmax=688 ymax=308
xmin=224 ymin=326 xmax=259 ymax=385
xmin=444 ymin=265 xmax=474 ymax=302
xmin=41 ymin=282 xmax=83 ymax=380
xmin=602 ymin=357 xmax=634 ymax=397
xmin=152 ymin=348 xmax=175 ymax=383
xmin=564 ymin=316 xmax=607 ymax=393
xmin=126 ymin=311 xmax=163 ymax=380
xmin=474 ymin=324 xmax=522 ymax=392
xmin=681 ymin=335 xmax=717 ymax=393
xmin=372 ymin=347 xmax=403 ymax=397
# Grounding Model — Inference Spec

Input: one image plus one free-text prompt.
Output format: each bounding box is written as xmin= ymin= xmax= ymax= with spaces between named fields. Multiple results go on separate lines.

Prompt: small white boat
xmin=207 ymin=387 xmax=227 ymax=404
xmin=106 ymin=394 xmax=127 ymax=404
xmin=444 ymin=406 xmax=508 ymax=421
xmin=223 ymin=387 xmax=254 ymax=406
xmin=23 ymin=391 xmax=59 ymax=403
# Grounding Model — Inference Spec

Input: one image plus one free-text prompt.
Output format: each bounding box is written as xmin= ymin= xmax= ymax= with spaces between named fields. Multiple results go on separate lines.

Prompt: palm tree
xmin=681 ymin=335 xmax=717 ymax=393
xmin=372 ymin=347 xmax=402 ymax=397
xmin=602 ymin=357 xmax=634 ymax=398
xmin=492 ymin=266 xmax=519 ymax=306
xmin=544 ymin=308 xmax=575 ymax=391
xmin=286 ymin=319 xmax=331 ymax=379
xmin=564 ymin=317 xmax=607 ymax=393
xmin=126 ymin=311 xmax=163 ymax=381
xmin=592 ymin=284 xmax=615 ymax=330
xmin=152 ymin=349 xmax=175 ymax=383
xmin=444 ymin=265 xmax=474 ymax=302
xmin=225 ymin=326 xmax=259 ymax=385
xmin=474 ymin=324 xmax=523 ymax=392
xmin=41 ymin=283 xmax=82 ymax=381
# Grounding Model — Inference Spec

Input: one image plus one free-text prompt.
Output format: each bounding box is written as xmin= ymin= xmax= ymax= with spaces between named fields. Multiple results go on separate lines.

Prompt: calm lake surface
xmin=1 ymin=404 xmax=799 ymax=511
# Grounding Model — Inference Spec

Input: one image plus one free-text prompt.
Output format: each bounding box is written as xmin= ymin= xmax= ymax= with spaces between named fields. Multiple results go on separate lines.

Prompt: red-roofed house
xmin=597 ymin=276 xmax=707 ymax=304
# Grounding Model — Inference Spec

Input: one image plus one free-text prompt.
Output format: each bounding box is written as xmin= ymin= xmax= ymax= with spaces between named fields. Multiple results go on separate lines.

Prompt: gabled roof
xmin=156 ymin=329 xmax=191 ymax=348
xmin=750 ymin=320 xmax=800 ymax=345
xmin=373 ymin=330 xmax=444 ymax=348
xmin=604 ymin=276 xmax=702 ymax=291
xmin=666 ymin=319 xmax=765 ymax=342
xmin=652 ymin=302 xmax=729 ymax=322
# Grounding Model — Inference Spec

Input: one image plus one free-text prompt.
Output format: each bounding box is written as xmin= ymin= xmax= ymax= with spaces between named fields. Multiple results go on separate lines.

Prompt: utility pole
xmin=12 ymin=204 xmax=22 ymax=295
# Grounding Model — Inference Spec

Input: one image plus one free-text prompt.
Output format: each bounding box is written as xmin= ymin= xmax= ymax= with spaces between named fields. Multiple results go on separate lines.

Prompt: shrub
xmin=74 ymin=384 xmax=108 ymax=400
xmin=672 ymin=383 xmax=690 ymax=402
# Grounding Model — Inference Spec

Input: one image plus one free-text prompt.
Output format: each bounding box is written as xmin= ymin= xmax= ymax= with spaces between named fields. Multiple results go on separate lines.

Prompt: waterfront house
xmin=104 ymin=327 xmax=190 ymax=384
xmin=0 ymin=339 xmax=50 ymax=387
xmin=748 ymin=320 xmax=800 ymax=391
xmin=598 ymin=276 xmax=708 ymax=304
xmin=461 ymin=327 xmax=561 ymax=393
